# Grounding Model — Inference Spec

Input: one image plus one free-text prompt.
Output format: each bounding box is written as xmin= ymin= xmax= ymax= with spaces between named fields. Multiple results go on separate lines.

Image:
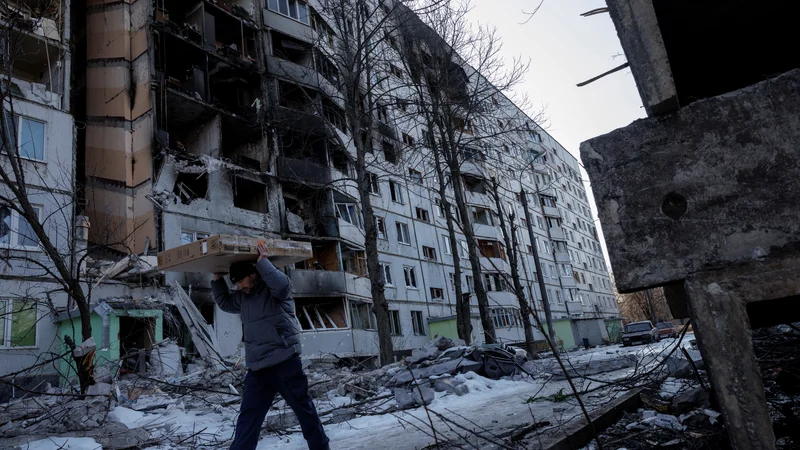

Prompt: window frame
xmin=375 ymin=217 xmax=387 ymax=240
xmin=403 ymin=266 xmax=418 ymax=289
xmin=380 ymin=263 xmax=393 ymax=286
xmin=411 ymin=310 xmax=425 ymax=335
xmin=0 ymin=298 xmax=38 ymax=348
xmin=389 ymin=180 xmax=405 ymax=204
xmin=180 ymin=229 xmax=210 ymax=245
xmin=336 ymin=203 xmax=364 ymax=229
xmin=0 ymin=204 xmax=43 ymax=251
xmin=268 ymin=0 xmax=311 ymax=25
xmin=367 ymin=172 xmax=380 ymax=195
xmin=422 ymin=245 xmax=437 ymax=261
xmin=389 ymin=310 xmax=402 ymax=335
xmin=396 ymin=222 xmax=411 ymax=245
xmin=415 ymin=207 xmax=430 ymax=223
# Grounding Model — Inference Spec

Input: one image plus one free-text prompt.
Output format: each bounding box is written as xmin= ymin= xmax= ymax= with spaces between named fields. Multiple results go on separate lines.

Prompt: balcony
xmin=338 ymin=218 xmax=365 ymax=248
xmin=481 ymin=257 xmax=511 ymax=274
xmin=554 ymin=251 xmax=571 ymax=263
xmin=290 ymin=270 xmax=346 ymax=296
xmin=560 ymin=276 xmax=577 ymax=288
xmin=345 ymin=273 xmax=372 ymax=299
xmin=277 ymin=156 xmax=333 ymax=186
xmin=549 ymin=226 xmax=566 ymax=241
xmin=542 ymin=205 xmax=560 ymax=217
xmin=473 ymin=223 xmax=499 ymax=240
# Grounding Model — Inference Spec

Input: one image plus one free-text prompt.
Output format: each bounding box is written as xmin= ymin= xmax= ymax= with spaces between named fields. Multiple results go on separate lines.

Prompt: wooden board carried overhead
xmin=157 ymin=235 xmax=313 ymax=273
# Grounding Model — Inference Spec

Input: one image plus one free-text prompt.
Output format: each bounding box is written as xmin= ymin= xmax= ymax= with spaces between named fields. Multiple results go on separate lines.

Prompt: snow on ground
xmin=24 ymin=437 xmax=103 ymax=450
xmin=19 ymin=335 xmax=696 ymax=450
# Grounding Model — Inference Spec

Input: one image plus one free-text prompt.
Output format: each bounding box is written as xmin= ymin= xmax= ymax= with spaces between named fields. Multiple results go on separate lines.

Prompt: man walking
xmin=211 ymin=243 xmax=330 ymax=450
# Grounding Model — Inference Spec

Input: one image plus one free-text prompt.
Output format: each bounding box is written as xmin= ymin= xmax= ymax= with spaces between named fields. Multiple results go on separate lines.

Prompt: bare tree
xmin=617 ymin=287 xmax=672 ymax=324
xmin=396 ymin=0 xmax=534 ymax=343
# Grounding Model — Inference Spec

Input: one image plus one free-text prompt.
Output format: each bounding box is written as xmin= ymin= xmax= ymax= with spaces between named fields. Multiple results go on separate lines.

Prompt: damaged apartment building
xmin=74 ymin=0 xmax=620 ymax=366
xmin=0 ymin=0 xmax=77 ymax=395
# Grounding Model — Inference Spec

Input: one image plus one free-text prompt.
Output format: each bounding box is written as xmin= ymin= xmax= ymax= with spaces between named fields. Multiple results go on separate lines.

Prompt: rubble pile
xmin=303 ymin=337 xmax=531 ymax=412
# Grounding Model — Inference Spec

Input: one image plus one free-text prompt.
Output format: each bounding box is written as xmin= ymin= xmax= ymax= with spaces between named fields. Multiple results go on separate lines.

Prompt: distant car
xmin=621 ymin=321 xmax=659 ymax=346
xmin=656 ymin=322 xmax=678 ymax=339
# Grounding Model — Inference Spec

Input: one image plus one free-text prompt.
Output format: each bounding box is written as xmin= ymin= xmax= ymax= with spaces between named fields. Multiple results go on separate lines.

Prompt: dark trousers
xmin=230 ymin=355 xmax=330 ymax=450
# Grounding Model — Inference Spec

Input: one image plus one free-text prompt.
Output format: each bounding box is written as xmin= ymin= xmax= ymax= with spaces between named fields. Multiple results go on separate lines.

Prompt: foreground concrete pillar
xmin=685 ymin=272 xmax=776 ymax=450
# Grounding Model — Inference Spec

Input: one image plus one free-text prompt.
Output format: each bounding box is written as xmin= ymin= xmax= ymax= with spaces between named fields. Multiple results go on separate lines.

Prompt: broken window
xmin=541 ymin=196 xmax=556 ymax=208
xmin=232 ymin=176 xmax=267 ymax=213
xmin=408 ymin=168 xmax=422 ymax=184
xmin=350 ymin=301 xmax=376 ymax=330
xmin=422 ymin=246 xmax=437 ymax=261
xmin=402 ymin=133 xmax=416 ymax=147
xmin=429 ymin=288 xmax=444 ymax=301
xmin=367 ymin=172 xmax=380 ymax=194
xmin=380 ymin=263 xmax=393 ymax=285
xmin=174 ymin=172 xmax=208 ymax=204
xmin=411 ymin=310 xmax=425 ymax=335
xmin=382 ymin=140 xmax=398 ymax=163
xmin=180 ymin=230 xmax=209 ymax=245
xmin=0 ymin=204 xmax=41 ymax=250
xmin=462 ymin=175 xmax=487 ymax=194
xmin=484 ymin=273 xmax=506 ymax=292
xmin=331 ymin=150 xmax=351 ymax=176
xmin=478 ymin=240 xmax=506 ymax=260
xmin=342 ymin=250 xmax=367 ymax=276
xmin=490 ymin=308 xmax=517 ymax=328
xmin=389 ymin=181 xmax=404 ymax=203
xmin=442 ymin=235 xmax=452 ymax=255
xmin=336 ymin=203 xmax=363 ymax=229
xmin=403 ymin=266 xmax=417 ymax=288
xmin=272 ymin=31 xmax=312 ymax=65
xmin=471 ymin=207 xmax=493 ymax=226
xmin=415 ymin=207 xmax=429 ymax=223
xmin=296 ymin=298 xmax=347 ymax=331
xmin=389 ymin=310 xmax=402 ymax=335
xmin=376 ymin=217 xmax=387 ymax=239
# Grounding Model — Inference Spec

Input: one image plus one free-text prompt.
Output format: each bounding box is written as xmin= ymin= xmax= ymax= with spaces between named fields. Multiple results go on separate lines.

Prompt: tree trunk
xmin=491 ymin=180 xmax=536 ymax=357
xmin=428 ymin=119 xmax=471 ymax=344
xmin=520 ymin=189 xmax=558 ymax=349
xmin=450 ymin=169 xmax=496 ymax=344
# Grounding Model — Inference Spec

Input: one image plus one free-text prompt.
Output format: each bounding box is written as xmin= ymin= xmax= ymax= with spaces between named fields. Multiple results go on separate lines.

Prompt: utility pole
xmin=520 ymin=188 xmax=558 ymax=350
xmin=644 ymin=289 xmax=658 ymax=324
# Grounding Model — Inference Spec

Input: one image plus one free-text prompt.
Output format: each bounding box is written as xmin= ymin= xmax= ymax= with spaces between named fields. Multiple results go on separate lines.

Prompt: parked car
xmin=656 ymin=322 xmax=678 ymax=339
xmin=621 ymin=321 xmax=659 ymax=346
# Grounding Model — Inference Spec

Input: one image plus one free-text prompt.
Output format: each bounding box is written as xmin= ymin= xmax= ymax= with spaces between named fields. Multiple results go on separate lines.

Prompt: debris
xmin=642 ymin=413 xmax=686 ymax=431
xmin=393 ymin=388 xmax=416 ymax=409
xmin=671 ymin=387 xmax=709 ymax=414
xmin=170 ymin=281 xmax=224 ymax=370
xmin=86 ymin=382 xmax=112 ymax=396
xmin=150 ymin=339 xmax=183 ymax=377
xmin=411 ymin=386 xmax=435 ymax=406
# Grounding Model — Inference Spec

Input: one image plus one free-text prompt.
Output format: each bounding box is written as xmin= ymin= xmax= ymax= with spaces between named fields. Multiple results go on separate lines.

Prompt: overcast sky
xmin=465 ymin=0 xmax=646 ymax=269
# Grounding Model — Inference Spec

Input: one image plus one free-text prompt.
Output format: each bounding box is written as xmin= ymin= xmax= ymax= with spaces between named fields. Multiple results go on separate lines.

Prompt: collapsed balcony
xmin=0 ymin=12 xmax=66 ymax=106
xmin=157 ymin=0 xmax=258 ymax=65
xmin=283 ymin=187 xmax=337 ymax=237
xmin=154 ymin=26 xmax=263 ymax=150
xmin=275 ymin=80 xmax=346 ymax=135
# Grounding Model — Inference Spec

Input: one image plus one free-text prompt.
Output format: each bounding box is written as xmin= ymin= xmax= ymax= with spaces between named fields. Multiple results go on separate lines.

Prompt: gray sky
xmin=465 ymin=0 xmax=646 ymax=270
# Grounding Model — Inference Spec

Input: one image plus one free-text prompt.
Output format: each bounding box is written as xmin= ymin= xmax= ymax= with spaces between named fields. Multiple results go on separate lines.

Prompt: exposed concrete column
xmin=684 ymin=274 xmax=776 ymax=450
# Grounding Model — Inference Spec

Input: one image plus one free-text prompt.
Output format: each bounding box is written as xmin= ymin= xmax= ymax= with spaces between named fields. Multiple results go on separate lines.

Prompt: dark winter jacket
xmin=210 ymin=259 xmax=301 ymax=370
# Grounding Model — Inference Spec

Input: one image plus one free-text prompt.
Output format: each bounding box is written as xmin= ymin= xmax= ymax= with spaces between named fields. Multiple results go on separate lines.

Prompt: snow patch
xmin=108 ymin=406 xmax=146 ymax=429
xmin=26 ymin=437 xmax=102 ymax=450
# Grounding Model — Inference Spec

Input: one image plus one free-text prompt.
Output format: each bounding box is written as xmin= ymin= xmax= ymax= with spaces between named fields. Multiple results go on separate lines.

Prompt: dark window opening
xmin=119 ymin=316 xmax=156 ymax=374
xmin=174 ymin=171 xmax=209 ymax=204
xmin=383 ymin=140 xmax=397 ymax=163
xmin=463 ymin=175 xmax=487 ymax=194
xmin=272 ymin=31 xmax=312 ymax=65
xmin=232 ymin=176 xmax=268 ymax=213
xmin=296 ymin=297 xmax=347 ymax=330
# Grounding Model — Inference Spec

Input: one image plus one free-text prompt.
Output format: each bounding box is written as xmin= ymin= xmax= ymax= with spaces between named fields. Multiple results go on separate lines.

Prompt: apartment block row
xmin=0 ymin=0 xmax=619 ymax=392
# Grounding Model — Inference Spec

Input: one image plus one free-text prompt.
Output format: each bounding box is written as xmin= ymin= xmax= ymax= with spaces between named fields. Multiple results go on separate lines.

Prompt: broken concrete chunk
xmin=411 ymin=386 xmax=435 ymax=406
xmin=433 ymin=337 xmax=456 ymax=351
xmin=87 ymin=382 xmax=112 ymax=396
xmin=394 ymin=388 xmax=416 ymax=409
xmin=672 ymin=387 xmax=710 ymax=414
